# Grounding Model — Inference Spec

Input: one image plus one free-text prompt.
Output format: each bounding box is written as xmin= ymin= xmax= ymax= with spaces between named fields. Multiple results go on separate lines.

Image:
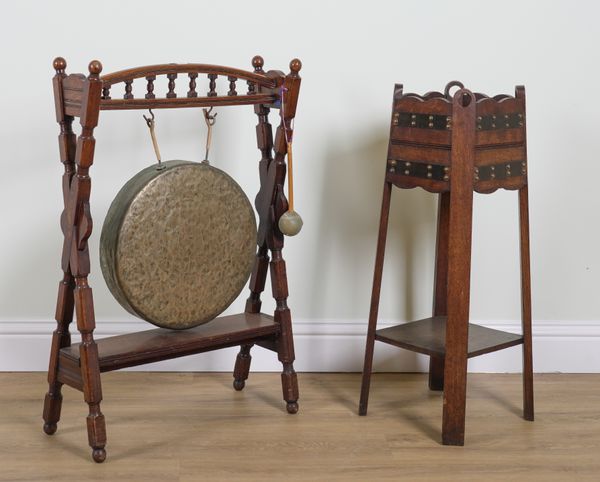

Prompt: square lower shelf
xmin=59 ymin=312 xmax=279 ymax=377
xmin=375 ymin=316 xmax=523 ymax=358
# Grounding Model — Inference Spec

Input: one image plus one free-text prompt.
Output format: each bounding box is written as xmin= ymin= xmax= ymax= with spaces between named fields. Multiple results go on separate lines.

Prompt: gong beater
xmin=100 ymin=110 xmax=257 ymax=330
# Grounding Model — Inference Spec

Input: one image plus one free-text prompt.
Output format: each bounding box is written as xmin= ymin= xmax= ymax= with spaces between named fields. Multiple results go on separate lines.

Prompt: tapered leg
xmin=75 ymin=277 xmax=107 ymax=463
xmin=359 ymin=181 xmax=393 ymax=415
xmin=233 ymin=344 xmax=254 ymax=391
xmin=441 ymin=90 xmax=475 ymax=446
xmin=43 ymin=273 xmax=75 ymax=435
xmin=429 ymin=192 xmax=450 ymax=391
xmin=428 ymin=357 xmax=445 ymax=391
xmin=519 ymin=186 xmax=534 ymax=421
xmin=270 ymin=248 xmax=299 ymax=414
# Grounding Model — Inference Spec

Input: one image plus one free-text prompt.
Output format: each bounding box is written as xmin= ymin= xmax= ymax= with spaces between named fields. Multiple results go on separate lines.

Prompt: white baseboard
xmin=1 ymin=319 xmax=599 ymax=372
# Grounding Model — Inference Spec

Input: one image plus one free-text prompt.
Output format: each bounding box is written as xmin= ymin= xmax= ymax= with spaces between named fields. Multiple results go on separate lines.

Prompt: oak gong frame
xmin=43 ymin=56 xmax=302 ymax=463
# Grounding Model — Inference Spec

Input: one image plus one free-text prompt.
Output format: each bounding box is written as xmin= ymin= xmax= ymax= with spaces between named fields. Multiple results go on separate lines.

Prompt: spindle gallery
xmin=43 ymin=56 xmax=303 ymax=463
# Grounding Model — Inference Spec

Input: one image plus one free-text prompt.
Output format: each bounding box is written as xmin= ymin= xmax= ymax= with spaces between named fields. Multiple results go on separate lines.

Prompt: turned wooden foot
xmin=281 ymin=362 xmax=299 ymax=414
xmin=42 ymin=390 xmax=63 ymax=435
xmin=233 ymin=344 xmax=253 ymax=391
xmin=43 ymin=422 xmax=58 ymax=435
xmin=286 ymin=401 xmax=299 ymax=414
xmin=92 ymin=448 xmax=106 ymax=463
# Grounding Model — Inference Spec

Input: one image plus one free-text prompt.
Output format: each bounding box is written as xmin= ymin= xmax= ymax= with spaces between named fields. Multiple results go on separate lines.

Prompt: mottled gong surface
xmin=100 ymin=160 xmax=257 ymax=330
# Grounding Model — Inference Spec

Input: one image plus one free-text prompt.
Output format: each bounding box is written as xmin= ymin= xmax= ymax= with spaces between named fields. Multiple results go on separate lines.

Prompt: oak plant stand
xmin=359 ymin=82 xmax=534 ymax=446
xmin=43 ymin=56 xmax=302 ymax=463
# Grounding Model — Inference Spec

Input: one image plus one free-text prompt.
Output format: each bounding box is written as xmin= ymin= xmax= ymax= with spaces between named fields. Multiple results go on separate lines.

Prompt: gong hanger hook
xmin=143 ymin=108 xmax=155 ymax=128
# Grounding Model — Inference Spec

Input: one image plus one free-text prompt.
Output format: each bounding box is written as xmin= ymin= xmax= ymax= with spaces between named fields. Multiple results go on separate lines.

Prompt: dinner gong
xmin=100 ymin=159 xmax=257 ymax=330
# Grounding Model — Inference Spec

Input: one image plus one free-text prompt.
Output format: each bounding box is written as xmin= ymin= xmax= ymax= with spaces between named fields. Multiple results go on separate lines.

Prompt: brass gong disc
xmin=100 ymin=160 xmax=257 ymax=330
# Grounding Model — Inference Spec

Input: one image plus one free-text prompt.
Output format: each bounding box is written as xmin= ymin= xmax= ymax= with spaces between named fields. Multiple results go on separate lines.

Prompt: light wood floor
xmin=1 ymin=372 xmax=599 ymax=481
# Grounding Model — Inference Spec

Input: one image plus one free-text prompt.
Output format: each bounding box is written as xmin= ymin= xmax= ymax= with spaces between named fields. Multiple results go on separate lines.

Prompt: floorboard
xmin=1 ymin=373 xmax=599 ymax=481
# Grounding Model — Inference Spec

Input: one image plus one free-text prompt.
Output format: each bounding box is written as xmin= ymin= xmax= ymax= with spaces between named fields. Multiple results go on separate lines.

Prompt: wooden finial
xmin=252 ymin=55 xmax=264 ymax=72
xmin=289 ymin=58 xmax=302 ymax=76
xmin=88 ymin=60 xmax=103 ymax=77
xmin=53 ymin=57 xmax=67 ymax=73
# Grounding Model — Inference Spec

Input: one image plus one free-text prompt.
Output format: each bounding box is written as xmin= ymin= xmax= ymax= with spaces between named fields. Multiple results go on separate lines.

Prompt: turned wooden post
xmin=72 ymin=60 xmax=106 ymax=463
xmin=43 ymin=57 xmax=77 ymax=436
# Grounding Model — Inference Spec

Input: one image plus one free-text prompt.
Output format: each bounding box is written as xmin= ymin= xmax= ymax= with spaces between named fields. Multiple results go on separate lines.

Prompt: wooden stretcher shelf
xmin=375 ymin=316 xmax=524 ymax=358
xmin=59 ymin=313 xmax=278 ymax=377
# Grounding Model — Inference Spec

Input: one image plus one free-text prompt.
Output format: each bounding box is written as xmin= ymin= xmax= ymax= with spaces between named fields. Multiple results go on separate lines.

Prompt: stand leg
xmin=233 ymin=344 xmax=253 ymax=391
xmin=428 ymin=357 xmax=445 ymax=392
xmin=429 ymin=192 xmax=450 ymax=391
xmin=270 ymin=249 xmax=299 ymax=414
xmin=359 ymin=181 xmax=392 ymax=416
xmin=75 ymin=277 xmax=107 ymax=463
xmin=519 ymin=186 xmax=534 ymax=421
xmin=43 ymin=273 xmax=75 ymax=435
xmin=441 ymin=90 xmax=475 ymax=446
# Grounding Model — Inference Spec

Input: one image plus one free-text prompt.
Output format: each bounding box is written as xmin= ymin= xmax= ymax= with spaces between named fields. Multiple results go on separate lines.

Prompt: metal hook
xmin=143 ymin=109 xmax=155 ymax=128
xmin=203 ymin=107 xmax=217 ymax=127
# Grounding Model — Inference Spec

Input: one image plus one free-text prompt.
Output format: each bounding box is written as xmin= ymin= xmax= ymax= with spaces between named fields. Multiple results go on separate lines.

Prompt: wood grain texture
xmin=61 ymin=313 xmax=279 ymax=372
xmin=4 ymin=373 xmax=600 ymax=481
xmin=375 ymin=317 xmax=523 ymax=358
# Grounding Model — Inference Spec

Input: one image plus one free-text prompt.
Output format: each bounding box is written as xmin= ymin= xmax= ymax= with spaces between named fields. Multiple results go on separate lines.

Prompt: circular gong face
xmin=100 ymin=160 xmax=257 ymax=330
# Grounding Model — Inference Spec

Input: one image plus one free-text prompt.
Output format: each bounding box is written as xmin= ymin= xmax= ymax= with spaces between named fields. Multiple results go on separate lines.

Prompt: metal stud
xmin=443 ymin=175 xmax=449 ymax=181
xmin=404 ymin=170 xmax=410 ymax=175
xmin=405 ymin=161 xmax=411 ymax=167
xmin=428 ymin=122 xmax=434 ymax=128
xmin=444 ymin=166 xmax=449 ymax=173
xmin=428 ymin=115 xmax=434 ymax=120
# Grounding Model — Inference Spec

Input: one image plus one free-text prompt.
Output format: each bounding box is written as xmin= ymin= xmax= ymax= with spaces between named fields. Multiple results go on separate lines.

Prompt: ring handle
xmin=444 ymin=80 xmax=465 ymax=99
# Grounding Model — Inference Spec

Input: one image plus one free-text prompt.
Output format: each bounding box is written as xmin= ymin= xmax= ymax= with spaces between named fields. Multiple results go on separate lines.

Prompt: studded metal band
xmin=477 ymin=113 xmax=524 ymax=131
xmin=474 ymin=160 xmax=526 ymax=182
xmin=388 ymin=160 xmax=450 ymax=182
xmin=393 ymin=112 xmax=451 ymax=130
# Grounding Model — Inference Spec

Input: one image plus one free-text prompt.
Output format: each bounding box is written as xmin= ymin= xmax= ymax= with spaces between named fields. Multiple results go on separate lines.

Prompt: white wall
xmin=0 ymin=0 xmax=599 ymax=372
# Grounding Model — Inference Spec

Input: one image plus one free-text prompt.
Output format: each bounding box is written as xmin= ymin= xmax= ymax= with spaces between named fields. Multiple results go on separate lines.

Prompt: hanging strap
xmin=202 ymin=107 xmax=218 ymax=164
xmin=143 ymin=109 xmax=164 ymax=170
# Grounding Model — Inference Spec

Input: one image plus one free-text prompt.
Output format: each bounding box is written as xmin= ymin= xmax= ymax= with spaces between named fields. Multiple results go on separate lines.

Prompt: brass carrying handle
xmin=143 ymin=109 xmax=163 ymax=169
